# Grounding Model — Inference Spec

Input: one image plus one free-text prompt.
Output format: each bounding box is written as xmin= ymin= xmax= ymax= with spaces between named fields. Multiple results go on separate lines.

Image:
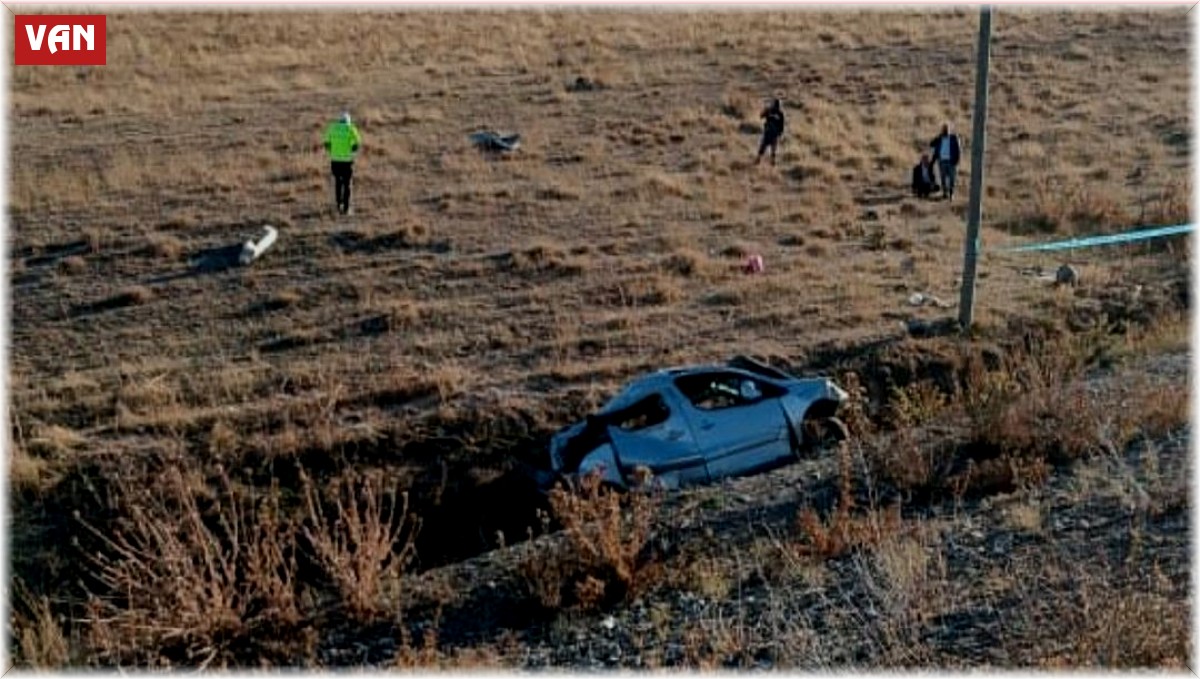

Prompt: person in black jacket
xmin=756 ymin=98 xmax=786 ymax=166
xmin=929 ymin=123 xmax=962 ymax=199
xmin=911 ymin=153 xmax=937 ymax=199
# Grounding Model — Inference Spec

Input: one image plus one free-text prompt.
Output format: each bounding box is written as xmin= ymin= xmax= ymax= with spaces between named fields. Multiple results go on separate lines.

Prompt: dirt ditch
xmin=11 ymin=272 xmax=1187 ymax=664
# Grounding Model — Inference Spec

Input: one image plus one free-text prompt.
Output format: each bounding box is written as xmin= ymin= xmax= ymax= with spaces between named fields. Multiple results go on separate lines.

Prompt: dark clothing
xmin=757 ymin=104 xmax=786 ymax=165
xmin=762 ymin=107 xmax=785 ymax=140
xmin=912 ymin=162 xmax=936 ymax=198
xmin=929 ymin=133 xmax=962 ymax=166
xmin=331 ymin=161 xmax=354 ymax=213
xmin=929 ymin=133 xmax=962 ymax=199
xmin=758 ymin=135 xmax=780 ymax=164
xmin=938 ymin=159 xmax=957 ymax=199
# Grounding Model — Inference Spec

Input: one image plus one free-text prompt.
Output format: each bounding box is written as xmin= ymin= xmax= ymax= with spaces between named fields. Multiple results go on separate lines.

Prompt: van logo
xmin=14 ymin=15 xmax=106 ymax=66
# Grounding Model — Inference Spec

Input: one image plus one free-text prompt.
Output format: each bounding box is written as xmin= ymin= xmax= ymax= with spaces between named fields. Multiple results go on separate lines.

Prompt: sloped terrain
xmin=6 ymin=8 xmax=1191 ymax=668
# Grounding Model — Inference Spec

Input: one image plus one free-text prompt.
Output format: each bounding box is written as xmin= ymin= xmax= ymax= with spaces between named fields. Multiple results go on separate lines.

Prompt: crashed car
xmin=547 ymin=356 xmax=850 ymax=491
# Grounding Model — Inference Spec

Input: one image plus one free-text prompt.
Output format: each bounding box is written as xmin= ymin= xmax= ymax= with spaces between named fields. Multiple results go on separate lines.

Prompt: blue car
xmin=548 ymin=356 xmax=850 ymax=491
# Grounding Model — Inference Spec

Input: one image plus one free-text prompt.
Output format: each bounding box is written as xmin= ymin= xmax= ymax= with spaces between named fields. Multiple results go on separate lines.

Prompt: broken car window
xmin=674 ymin=373 xmax=772 ymax=411
xmin=612 ymin=394 xmax=671 ymax=431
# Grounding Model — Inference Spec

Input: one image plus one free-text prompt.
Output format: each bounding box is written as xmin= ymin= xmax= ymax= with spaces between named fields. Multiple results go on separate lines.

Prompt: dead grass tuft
xmin=58 ymin=255 xmax=87 ymax=275
xmin=77 ymin=465 xmax=315 ymax=667
xmin=521 ymin=471 xmax=660 ymax=612
xmin=11 ymin=581 xmax=70 ymax=669
xmin=141 ymin=234 xmax=184 ymax=260
xmin=27 ymin=424 xmax=86 ymax=458
xmin=105 ymin=286 xmax=154 ymax=308
xmin=1013 ymin=176 xmax=1131 ymax=235
xmin=301 ymin=468 xmax=420 ymax=621
xmin=795 ymin=444 xmax=905 ymax=559
xmin=659 ymin=248 xmax=713 ymax=278
xmin=868 ymin=327 xmax=1189 ymax=502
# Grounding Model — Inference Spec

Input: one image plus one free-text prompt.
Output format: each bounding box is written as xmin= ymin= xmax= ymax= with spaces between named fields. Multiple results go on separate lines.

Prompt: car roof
xmin=601 ymin=364 xmax=777 ymax=411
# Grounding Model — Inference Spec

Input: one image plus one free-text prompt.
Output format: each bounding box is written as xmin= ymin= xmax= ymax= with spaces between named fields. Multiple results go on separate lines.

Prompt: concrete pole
xmin=958 ymin=6 xmax=993 ymax=331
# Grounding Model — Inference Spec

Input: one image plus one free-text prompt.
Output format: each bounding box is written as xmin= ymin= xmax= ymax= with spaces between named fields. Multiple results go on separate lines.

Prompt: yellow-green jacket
xmin=323 ymin=121 xmax=361 ymax=162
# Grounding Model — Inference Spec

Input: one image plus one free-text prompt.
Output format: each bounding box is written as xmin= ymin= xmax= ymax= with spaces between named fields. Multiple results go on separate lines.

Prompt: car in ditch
xmin=546 ymin=356 xmax=851 ymax=491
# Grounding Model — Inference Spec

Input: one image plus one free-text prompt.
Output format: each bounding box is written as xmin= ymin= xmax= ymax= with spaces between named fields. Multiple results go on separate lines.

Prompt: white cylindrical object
xmin=239 ymin=225 xmax=278 ymax=265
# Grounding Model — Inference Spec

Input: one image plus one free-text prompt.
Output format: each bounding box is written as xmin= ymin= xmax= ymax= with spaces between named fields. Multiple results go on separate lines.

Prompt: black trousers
xmin=331 ymin=161 xmax=354 ymax=211
xmin=757 ymin=132 xmax=781 ymax=162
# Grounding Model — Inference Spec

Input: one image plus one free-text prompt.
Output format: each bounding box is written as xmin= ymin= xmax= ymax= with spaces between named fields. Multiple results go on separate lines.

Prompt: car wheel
xmin=800 ymin=416 xmax=849 ymax=455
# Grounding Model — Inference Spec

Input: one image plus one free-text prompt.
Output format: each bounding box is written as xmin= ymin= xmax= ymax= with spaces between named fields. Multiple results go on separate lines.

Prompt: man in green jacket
xmin=323 ymin=112 xmax=361 ymax=215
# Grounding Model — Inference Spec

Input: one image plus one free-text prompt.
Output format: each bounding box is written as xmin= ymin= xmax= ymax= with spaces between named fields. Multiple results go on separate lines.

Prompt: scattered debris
xmin=1055 ymin=264 xmax=1080 ymax=287
xmin=239 ymin=225 xmax=278 ymax=265
xmin=907 ymin=292 xmax=952 ymax=308
xmin=743 ymin=254 xmax=765 ymax=274
xmin=545 ymin=355 xmax=849 ymax=491
xmin=469 ymin=130 xmax=521 ymax=153
xmin=567 ymin=76 xmax=604 ymax=92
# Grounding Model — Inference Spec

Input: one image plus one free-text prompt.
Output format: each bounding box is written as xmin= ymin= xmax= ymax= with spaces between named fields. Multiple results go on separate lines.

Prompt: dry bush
xmin=107 ymin=285 xmax=154 ymax=308
xmin=883 ymin=380 xmax=946 ymax=429
xmin=1064 ymin=571 xmax=1188 ymax=667
xmin=77 ymin=465 xmax=313 ymax=667
xmin=10 ymin=580 xmax=71 ymax=669
xmin=795 ymin=444 xmax=904 ymax=559
xmin=869 ymin=329 xmax=1188 ymax=502
xmin=391 ymin=624 xmax=443 ymax=668
xmin=1020 ymin=560 xmax=1187 ymax=668
xmin=505 ymin=242 xmax=584 ymax=276
xmin=521 ymin=471 xmax=660 ymax=612
xmin=1019 ymin=176 xmax=1130 ymax=235
xmin=26 ymin=424 xmax=86 ymax=458
xmin=845 ymin=525 xmax=945 ymax=665
xmin=58 ymin=255 xmax=87 ymax=275
xmin=300 ymin=468 xmax=420 ymax=621
xmin=207 ymin=420 xmax=239 ymax=456
xmin=964 ymin=333 xmax=1185 ymax=468
xmin=866 ymin=428 xmax=948 ymax=499
xmin=833 ymin=371 xmax=874 ymax=437
xmin=9 ymin=442 xmax=49 ymax=496
xmin=1143 ymin=178 xmax=1190 ymax=226
xmin=141 ymin=234 xmax=184 ymax=260
xmin=659 ymin=248 xmax=713 ymax=279
xmin=594 ymin=274 xmax=683 ymax=307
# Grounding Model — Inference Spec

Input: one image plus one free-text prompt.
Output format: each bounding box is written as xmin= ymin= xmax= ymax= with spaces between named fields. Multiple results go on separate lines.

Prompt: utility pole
xmin=958 ymin=6 xmax=993 ymax=331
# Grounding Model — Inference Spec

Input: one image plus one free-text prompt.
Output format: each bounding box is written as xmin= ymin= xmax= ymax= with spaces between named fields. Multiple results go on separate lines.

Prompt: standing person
xmin=929 ymin=122 xmax=962 ymax=200
xmin=323 ymin=111 xmax=361 ymax=215
xmin=911 ymin=153 xmax=937 ymax=199
xmin=756 ymin=98 xmax=786 ymax=166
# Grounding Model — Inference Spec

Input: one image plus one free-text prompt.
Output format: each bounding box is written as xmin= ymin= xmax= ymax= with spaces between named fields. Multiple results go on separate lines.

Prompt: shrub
xmin=521 ymin=470 xmax=660 ymax=612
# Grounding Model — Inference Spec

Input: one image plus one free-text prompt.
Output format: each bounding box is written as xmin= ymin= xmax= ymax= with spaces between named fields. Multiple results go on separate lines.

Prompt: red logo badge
xmin=14 ymin=15 xmax=106 ymax=66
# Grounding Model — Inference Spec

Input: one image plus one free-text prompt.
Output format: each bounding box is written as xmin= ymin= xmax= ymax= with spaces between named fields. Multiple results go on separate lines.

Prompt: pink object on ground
xmin=744 ymin=254 xmax=765 ymax=274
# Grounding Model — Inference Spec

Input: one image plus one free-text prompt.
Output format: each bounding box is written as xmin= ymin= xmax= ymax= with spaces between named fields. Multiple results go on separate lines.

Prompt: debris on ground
xmin=1056 ymin=264 xmax=1079 ymax=287
xmin=743 ymin=254 xmax=765 ymax=274
xmin=239 ymin=225 xmax=278 ymax=265
xmin=567 ymin=76 xmax=605 ymax=92
xmin=907 ymin=292 xmax=952 ymax=308
xmin=469 ymin=130 xmax=521 ymax=153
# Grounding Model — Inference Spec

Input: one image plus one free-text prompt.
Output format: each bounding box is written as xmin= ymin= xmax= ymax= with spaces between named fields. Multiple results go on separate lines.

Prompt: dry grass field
xmin=6 ymin=8 xmax=1192 ymax=668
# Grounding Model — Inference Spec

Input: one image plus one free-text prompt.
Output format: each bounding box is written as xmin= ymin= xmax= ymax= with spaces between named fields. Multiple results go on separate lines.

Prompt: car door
xmin=602 ymin=392 xmax=709 ymax=488
xmin=671 ymin=372 xmax=793 ymax=482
